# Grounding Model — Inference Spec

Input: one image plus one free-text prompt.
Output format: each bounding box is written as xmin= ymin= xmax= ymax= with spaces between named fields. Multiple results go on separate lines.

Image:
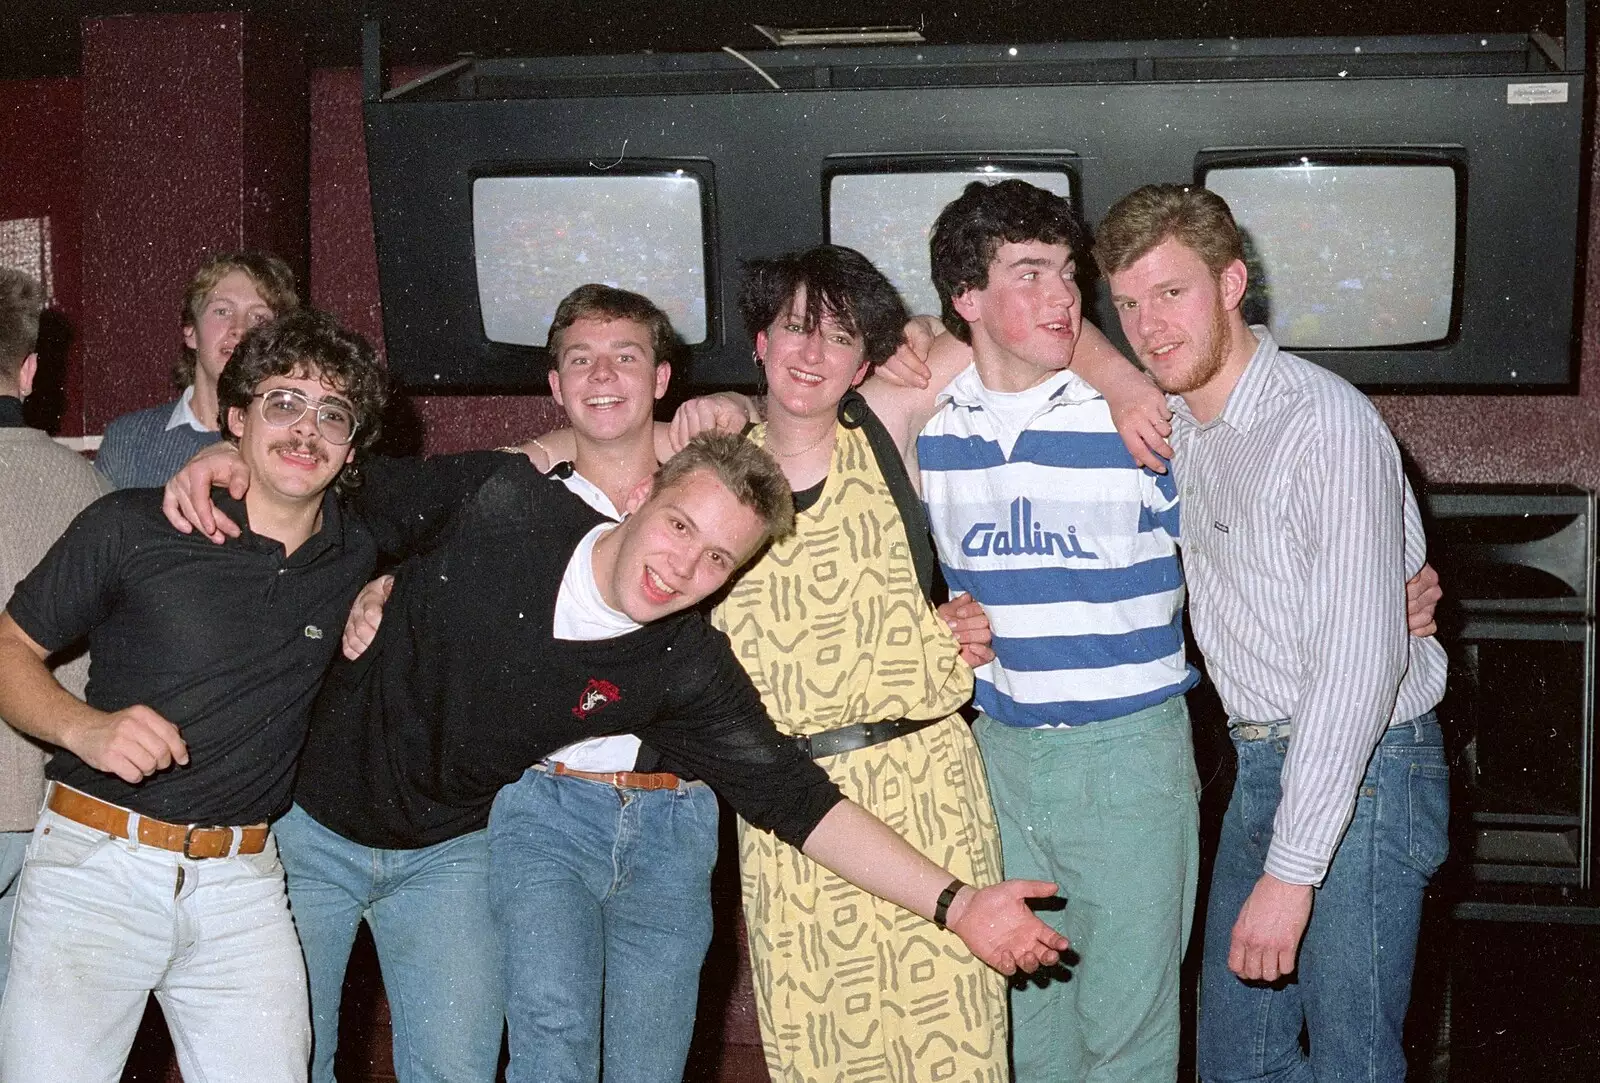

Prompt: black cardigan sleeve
xmin=642 ymin=619 xmax=844 ymax=849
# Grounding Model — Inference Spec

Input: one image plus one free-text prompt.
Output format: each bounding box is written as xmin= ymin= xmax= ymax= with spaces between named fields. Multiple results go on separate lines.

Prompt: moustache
xmin=268 ymin=437 xmax=329 ymax=464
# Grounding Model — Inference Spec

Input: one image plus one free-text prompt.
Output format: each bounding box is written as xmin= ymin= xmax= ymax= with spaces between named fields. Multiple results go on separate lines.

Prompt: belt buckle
xmin=793 ymin=734 xmax=813 ymax=758
xmin=182 ymin=825 xmax=227 ymax=859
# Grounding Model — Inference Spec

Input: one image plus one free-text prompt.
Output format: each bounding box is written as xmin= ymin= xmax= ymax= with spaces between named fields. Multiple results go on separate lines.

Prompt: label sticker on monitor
xmin=1507 ymin=83 xmax=1570 ymax=105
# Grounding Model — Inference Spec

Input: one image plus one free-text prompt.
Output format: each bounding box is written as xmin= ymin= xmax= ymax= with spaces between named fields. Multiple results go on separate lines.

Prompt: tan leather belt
xmin=46 ymin=784 xmax=269 ymax=859
xmin=549 ymin=762 xmax=683 ymax=791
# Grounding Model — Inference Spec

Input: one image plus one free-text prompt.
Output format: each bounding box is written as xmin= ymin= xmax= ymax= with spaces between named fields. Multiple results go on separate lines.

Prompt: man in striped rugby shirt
xmin=1100 ymin=183 xmax=1448 ymax=1083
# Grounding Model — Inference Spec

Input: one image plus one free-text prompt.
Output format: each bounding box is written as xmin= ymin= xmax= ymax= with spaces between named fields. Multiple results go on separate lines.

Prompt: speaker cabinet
xmin=1422 ymin=486 xmax=1598 ymax=919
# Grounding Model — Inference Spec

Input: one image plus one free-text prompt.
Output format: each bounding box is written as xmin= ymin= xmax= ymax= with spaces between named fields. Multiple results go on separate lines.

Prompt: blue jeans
xmin=489 ymin=767 xmax=719 ymax=1083
xmin=273 ymin=803 xmax=504 ymax=1083
xmin=1198 ymin=713 xmax=1449 ymax=1083
xmin=977 ymin=695 xmax=1200 ymax=1083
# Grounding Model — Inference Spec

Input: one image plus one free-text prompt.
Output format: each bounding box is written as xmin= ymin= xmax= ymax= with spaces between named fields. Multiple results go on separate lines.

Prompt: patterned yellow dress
xmin=714 ymin=419 xmax=1008 ymax=1083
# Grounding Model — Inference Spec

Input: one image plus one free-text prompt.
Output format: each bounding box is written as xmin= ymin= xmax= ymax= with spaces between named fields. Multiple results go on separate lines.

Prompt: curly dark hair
xmin=929 ymin=180 xmax=1089 ymax=344
xmin=217 ymin=309 xmax=388 ymax=491
xmin=546 ymin=284 xmax=684 ymax=374
xmin=738 ymin=245 xmax=909 ymax=371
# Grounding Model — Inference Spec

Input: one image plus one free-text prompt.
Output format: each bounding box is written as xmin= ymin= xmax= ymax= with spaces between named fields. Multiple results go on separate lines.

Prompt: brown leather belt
xmin=46 ymin=784 xmax=269 ymax=859
xmin=549 ymin=762 xmax=683 ymax=791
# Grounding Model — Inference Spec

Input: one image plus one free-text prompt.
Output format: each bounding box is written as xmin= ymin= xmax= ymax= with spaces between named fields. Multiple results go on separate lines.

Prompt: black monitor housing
xmin=363 ymin=4 xmax=1586 ymax=392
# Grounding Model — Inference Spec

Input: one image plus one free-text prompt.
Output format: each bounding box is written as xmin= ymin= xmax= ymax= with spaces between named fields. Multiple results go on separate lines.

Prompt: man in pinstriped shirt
xmin=1100 ymin=184 xmax=1449 ymax=1083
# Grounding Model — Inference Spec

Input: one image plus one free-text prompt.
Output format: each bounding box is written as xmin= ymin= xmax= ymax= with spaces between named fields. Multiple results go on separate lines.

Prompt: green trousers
xmin=975 ymin=695 xmax=1200 ymax=1083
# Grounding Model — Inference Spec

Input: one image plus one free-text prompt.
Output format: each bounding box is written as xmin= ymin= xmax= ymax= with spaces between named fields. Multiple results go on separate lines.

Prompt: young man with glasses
xmin=0 ymin=308 xmax=387 ymax=1082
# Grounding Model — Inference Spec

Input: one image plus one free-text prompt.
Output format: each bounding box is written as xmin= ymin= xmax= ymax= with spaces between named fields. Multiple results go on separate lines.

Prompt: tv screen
xmin=1201 ymin=156 xmax=1461 ymax=350
xmin=827 ymin=164 xmax=1076 ymax=318
xmin=472 ymin=171 xmax=710 ymax=349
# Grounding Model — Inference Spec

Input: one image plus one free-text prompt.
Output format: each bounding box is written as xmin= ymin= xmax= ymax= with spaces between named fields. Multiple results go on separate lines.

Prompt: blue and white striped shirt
xmin=918 ymin=364 xmax=1196 ymax=727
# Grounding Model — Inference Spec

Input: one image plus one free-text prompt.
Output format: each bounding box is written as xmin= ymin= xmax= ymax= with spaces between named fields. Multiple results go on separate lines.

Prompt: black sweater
xmin=295 ymin=454 xmax=843 ymax=849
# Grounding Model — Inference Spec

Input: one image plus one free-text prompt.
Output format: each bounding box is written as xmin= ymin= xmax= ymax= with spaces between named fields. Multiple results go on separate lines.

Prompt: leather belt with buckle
xmin=46 ymin=784 xmax=268 ymax=859
xmin=548 ymin=762 xmax=683 ymax=791
xmin=793 ymin=716 xmax=945 ymax=760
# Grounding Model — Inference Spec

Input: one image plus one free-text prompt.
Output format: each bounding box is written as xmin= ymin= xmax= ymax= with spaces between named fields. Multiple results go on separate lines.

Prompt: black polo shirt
xmin=6 ymin=488 xmax=377 ymax=825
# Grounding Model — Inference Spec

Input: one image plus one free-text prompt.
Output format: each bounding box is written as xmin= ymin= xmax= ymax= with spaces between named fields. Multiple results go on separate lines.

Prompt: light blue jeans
xmin=273 ymin=803 xmax=503 ymax=1083
xmin=0 ymin=805 xmax=309 ymax=1082
xmin=976 ymin=695 xmax=1201 ymax=1083
xmin=1198 ymin=713 xmax=1449 ymax=1083
xmin=489 ymin=767 xmax=719 ymax=1083
xmin=0 ymin=828 xmax=27 ymax=1001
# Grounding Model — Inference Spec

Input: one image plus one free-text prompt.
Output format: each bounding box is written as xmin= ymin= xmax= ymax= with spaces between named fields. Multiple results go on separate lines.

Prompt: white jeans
xmin=0 ymin=806 xmax=309 ymax=1083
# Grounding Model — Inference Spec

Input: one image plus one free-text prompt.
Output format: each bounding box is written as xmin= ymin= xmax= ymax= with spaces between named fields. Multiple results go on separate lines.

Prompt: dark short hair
xmin=0 ymin=268 xmax=43 ymax=380
xmin=545 ymin=284 xmax=682 ymax=375
xmin=175 ymin=251 xmax=300 ymax=389
xmin=217 ymin=309 xmax=388 ymax=491
xmin=652 ymin=431 xmax=795 ymax=545
xmin=738 ymin=245 xmax=909 ymax=371
xmin=1095 ymin=183 xmax=1247 ymax=280
xmin=929 ymin=180 xmax=1088 ymax=343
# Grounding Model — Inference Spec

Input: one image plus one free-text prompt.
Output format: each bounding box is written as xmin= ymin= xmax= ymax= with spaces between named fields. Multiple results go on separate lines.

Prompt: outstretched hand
xmin=946 ymin=879 xmax=1069 ymax=976
xmin=163 ymin=443 xmax=250 ymax=542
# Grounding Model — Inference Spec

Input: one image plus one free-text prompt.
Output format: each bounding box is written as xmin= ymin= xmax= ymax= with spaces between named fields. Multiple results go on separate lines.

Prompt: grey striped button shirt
xmin=1169 ymin=329 xmax=1448 ymax=887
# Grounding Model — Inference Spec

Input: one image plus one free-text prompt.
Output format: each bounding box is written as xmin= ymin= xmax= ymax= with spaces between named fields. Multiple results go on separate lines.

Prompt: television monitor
xmin=826 ymin=162 xmax=1076 ymax=317
xmin=472 ymin=169 xmax=711 ymax=351
xmin=1199 ymin=152 xmax=1464 ymax=352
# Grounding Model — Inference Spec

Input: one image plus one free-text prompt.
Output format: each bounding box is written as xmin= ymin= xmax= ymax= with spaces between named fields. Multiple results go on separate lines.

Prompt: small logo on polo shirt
xmin=304 ymin=625 xmax=324 ymax=639
xmin=573 ymin=678 xmax=622 ymax=719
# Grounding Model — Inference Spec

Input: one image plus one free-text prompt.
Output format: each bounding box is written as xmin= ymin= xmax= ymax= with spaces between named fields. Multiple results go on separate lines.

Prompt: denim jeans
xmin=976 ymin=695 xmax=1200 ymax=1083
xmin=273 ymin=803 xmax=503 ymax=1083
xmin=0 ymin=828 xmax=27 ymax=1001
xmin=488 ymin=767 xmax=719 ymax=1083
xmin=0 ymin=803 xmax=309 ymax=1082
xmin=1198 ymin=713 xmax=1449 ymax=1083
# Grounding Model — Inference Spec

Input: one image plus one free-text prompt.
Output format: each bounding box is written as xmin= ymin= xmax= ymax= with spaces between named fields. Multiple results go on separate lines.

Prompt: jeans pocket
xmin=1405 ymin=761 xmax=1450 ymax=877
xmin=26 ymin=818 xmax=111 ymax=870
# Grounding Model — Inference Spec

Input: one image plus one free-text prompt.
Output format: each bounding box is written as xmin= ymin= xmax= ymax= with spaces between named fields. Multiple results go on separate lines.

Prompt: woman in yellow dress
xmin=716 ymin=245 xmax=1008 ymax=1083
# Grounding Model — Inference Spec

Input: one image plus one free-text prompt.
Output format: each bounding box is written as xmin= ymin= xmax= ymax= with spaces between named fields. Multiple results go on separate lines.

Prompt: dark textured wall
xmin=78 ymin=13 xmax=306 ymax=433
xmin=1372 ymin=127 xmax=1600 ymax=487
xmin=0 ymin=78 xmax=83 ymax=435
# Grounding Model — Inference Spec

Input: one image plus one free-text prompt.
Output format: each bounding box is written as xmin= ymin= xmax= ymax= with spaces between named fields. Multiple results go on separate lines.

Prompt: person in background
xmin=0 ymin=266 xmax=109 ymax=1000
xmin=1097 ymin=183 xmax=1449 ymax=1083
xmin=96 ymin=250 xmax=298 ymax=488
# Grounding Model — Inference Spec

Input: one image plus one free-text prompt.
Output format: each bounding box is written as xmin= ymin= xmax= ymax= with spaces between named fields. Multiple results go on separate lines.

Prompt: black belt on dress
xmin=792 ymin=716 xmax=944 ymax=759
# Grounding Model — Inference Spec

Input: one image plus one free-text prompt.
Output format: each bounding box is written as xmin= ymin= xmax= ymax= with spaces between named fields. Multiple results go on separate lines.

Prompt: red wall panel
xmin=0 ymin=78 xmax=84 ymax=435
